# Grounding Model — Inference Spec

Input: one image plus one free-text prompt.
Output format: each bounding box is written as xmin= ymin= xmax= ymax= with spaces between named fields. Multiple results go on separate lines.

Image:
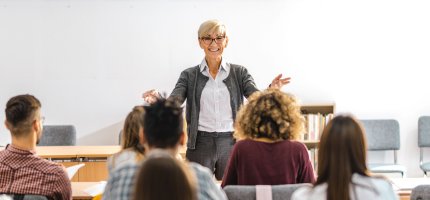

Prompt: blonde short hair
xmin=234 ymin=89 xmax=304 ymax=141
xmin=198 ymin=19 xmax=227 ymax=38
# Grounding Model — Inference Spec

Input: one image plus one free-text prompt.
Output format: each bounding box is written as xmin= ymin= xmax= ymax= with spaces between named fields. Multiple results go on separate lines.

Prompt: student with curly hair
xmin=221 ymin=89 xmax=315 ymax=187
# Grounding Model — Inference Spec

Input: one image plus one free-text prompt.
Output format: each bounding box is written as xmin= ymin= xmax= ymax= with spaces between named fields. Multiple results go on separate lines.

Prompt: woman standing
xmin=143 ymin=19 xmax=290 ymax=179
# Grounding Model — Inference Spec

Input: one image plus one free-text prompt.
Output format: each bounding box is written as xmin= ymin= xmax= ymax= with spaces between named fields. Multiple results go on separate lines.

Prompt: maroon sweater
xmin=221 ymin=139 xmax=315 ymax=187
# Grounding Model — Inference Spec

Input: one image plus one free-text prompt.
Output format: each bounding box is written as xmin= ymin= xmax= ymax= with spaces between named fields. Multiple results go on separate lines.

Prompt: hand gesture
xmin=269 ymin=74 xmax=291 ymax=90
xmin=142 ymin=89 xmax=160 ymax=104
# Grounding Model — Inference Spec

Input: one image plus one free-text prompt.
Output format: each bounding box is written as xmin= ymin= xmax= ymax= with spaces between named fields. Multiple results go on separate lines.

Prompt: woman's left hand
xmin=269 ymin=74 xmax=291 ymax=90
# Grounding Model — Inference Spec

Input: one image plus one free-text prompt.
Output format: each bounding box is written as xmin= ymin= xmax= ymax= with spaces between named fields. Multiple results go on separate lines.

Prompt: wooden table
xmin=37 ymin=146 xmax=121 ymax=182
xmin=72 ymin=182 xmax=99 ymax=200
xmin=35 ymin=145 xmax=121 ymax=159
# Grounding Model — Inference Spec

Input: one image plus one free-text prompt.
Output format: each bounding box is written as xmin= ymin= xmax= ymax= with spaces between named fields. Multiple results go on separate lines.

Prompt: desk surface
xmin=36 ymin=146 xmax=121 ymax=159
xmin=72 ymin=182 xmax=99 ymax=200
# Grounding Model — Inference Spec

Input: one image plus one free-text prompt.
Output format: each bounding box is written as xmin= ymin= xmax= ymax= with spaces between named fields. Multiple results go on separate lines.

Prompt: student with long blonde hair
xmin=291 ymin=115 xmax=398 ymax=200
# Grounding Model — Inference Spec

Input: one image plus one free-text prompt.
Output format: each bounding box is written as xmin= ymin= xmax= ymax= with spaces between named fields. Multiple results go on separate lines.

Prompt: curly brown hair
xmin=234 ymin=89 xmax=304 ymax=141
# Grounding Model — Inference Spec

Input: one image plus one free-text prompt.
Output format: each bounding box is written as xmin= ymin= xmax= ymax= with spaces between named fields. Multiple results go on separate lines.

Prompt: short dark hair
xmin=5 ymin=94 xmax=41 ymax=136
xmin=143 ymin=98 xmax=183 ymax=148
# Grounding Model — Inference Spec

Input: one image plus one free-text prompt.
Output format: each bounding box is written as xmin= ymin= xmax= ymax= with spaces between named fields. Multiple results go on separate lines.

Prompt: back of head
xmin=234 ymin=89 xmax=304 ymax=141
xmin=121 ymin=106 xmax=145 ymax=155
xmin=143 ymin=98 xmax=183 ymax=148
xmin=316 ymin=115 xmax=369 ymax=200
xmin=133 ymin=153 xmax=197 ymax=200
xmin=5 ymin=94 xmax=41 ymax=137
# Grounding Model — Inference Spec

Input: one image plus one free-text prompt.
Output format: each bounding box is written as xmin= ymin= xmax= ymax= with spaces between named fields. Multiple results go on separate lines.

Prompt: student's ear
xmin=33 ymin=119 xmax=41 ymax=134
xmin=179 ymin=131 xmax=186 ymax=146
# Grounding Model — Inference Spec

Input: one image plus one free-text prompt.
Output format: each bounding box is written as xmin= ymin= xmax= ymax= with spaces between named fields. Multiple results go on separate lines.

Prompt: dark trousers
xmin=186 ymin=131 xmax=235 ymax=180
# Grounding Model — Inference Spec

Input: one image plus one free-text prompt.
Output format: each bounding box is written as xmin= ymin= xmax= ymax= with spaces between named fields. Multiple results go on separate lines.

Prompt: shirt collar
xmin=199 ymin=58 xmax=230 ymax=73
xmin=6 ymin=144 xmax=36 ymax=155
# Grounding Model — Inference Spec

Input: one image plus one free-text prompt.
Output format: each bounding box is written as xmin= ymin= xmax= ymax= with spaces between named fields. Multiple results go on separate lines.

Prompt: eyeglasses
xmin=200 ymin=36 xmax=226 ymax=45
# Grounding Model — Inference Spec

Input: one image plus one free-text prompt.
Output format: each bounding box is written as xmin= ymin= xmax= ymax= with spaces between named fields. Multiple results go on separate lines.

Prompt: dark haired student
xmin=0 ymin=94 xmax=71 ymax=199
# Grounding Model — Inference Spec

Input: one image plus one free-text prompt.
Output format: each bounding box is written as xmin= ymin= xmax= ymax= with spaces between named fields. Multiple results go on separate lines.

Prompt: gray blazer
xmin=170 ymin=64 xmax=259 ymax=149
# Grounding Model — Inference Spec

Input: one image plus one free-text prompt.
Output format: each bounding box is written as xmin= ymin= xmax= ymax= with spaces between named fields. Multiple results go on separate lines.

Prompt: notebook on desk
xmin=66 ymin=163 xmax=85 ymax=180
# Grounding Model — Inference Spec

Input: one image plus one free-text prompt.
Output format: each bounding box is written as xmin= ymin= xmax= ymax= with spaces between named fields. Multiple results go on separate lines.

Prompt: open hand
xmin=142 ymin=89 xmax=160 ymax=104
xmin=269 ymin=74 xmax=291 ymax=90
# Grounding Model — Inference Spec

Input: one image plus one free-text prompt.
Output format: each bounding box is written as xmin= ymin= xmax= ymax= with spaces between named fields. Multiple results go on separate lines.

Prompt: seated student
xmin=103 ymin=106 xmax=145 ymax=199
xmin=0 ymin=94 xmax=71 ymax=199
xmin=103 ymin=98 xmax=227 ymax=200
xmin=291 ymin=115 xmax=398 ymax=200
xmin=221 ymin=89 xmax=315 ymax=187
xmin=107 ymin=106 xmax=145 ymax=174
xmin=133 ymin=151 xmax=197 ymax=200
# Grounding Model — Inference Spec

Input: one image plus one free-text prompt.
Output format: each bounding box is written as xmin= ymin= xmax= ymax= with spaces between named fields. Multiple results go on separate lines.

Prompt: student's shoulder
xmin=291 ymin=184 xmax=314 ymax=200
xmin=188 ymin=162 xmax=212 ymax=178
xmin=287 ymin=140 xmax=309 ymax=150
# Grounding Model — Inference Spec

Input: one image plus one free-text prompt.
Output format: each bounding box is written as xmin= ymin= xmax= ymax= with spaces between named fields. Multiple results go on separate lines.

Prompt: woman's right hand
xmin=142 ymin=89 xmax=160 ymax=104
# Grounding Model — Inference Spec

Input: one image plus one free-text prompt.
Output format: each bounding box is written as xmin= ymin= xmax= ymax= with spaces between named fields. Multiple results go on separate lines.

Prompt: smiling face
xmin=199 ymin=32 xmax=228 ymax=61
xmin=197 ymin=20 xmax=228 ymax=62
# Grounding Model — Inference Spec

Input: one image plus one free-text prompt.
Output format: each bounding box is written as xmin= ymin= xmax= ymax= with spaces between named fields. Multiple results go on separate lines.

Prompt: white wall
xmin=1 ymin=0 xmax=429 ymax=177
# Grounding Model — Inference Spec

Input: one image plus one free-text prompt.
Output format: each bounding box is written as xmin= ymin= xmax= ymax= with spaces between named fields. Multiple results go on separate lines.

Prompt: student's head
xmin=4 ymin=94 xmax=43 ymax=143
xmin=143 ymin=98 xmax=184 ymax=149
xmin=234 ymin=89 xmax=304 ymax=141
xmin=316 ymin=115 xmax=369 ymax=200
xmin=133 ymin=152 xmax=197 ymax=200
xmin=121 ymin=106 xmax=145 ymax=155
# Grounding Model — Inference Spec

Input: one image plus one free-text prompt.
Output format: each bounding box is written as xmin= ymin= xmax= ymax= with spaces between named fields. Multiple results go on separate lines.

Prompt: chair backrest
xmin=38 ymin=125 xmax=76 ymax=146
xmin=360 ymin=119 xmax=400 ymax=151
xmin=411 ymin=185 xmax=430 ymax=200
xmin=419 ymin=116 xmax=430 ymax=147
xmin=118 ymin=130 xmax=123 ymax=145
xmin=0 ymin=194 xmax=48 ymax=200
xmin=223 ymin=184 xmax=311 ymax=200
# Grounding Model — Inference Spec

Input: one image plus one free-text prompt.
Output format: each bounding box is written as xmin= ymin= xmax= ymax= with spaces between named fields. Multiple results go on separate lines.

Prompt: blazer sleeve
xmin=170 ymin=70 xmax=189 ymax=104
xmin=239 ymin=66 xmax=259 ymax=98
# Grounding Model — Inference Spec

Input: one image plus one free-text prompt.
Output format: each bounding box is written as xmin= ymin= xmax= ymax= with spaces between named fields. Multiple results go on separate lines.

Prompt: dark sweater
xmin=221 ymin=139 xmax=315 ymax=187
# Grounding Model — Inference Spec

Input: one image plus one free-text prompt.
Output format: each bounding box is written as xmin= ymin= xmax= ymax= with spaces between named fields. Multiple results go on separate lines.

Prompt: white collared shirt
xmin=198 ymin=58 xmax=234 ymax=132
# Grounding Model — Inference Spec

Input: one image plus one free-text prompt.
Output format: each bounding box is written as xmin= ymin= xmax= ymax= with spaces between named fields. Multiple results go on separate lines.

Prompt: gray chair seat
xmin=0 ymin=194 xmax=48 ymax=200
xmin=420 ymin=162 xmax=430 ymax=172
xmin=368 ymin=164 xmax=407 ymax=174
xmin=38 ymin=125 xmax=76 ymax=146
xmin=411 ymin=185 xmax=430 ymax=200
xmin=223 ymin=184 xmax=310 ymax=200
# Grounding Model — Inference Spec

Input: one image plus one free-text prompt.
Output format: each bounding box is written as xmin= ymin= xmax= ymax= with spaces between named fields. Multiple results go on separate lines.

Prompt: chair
xmin=418 ymin=116 xmax=430 ymax=176
xmin=410 ymin=185 xmax=430 ymax=200
xmin=223 ymin=184 xmax=310 ymax=200
xmin=38 ymin=125 xmax=76 ymax=146
xmin=0 ymin=194 xmax=48 ymax=200
xmin=360 ymin=119 xmax=406 ymax=177
xmin=118 ymin=130 xmax=123 ymax=145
